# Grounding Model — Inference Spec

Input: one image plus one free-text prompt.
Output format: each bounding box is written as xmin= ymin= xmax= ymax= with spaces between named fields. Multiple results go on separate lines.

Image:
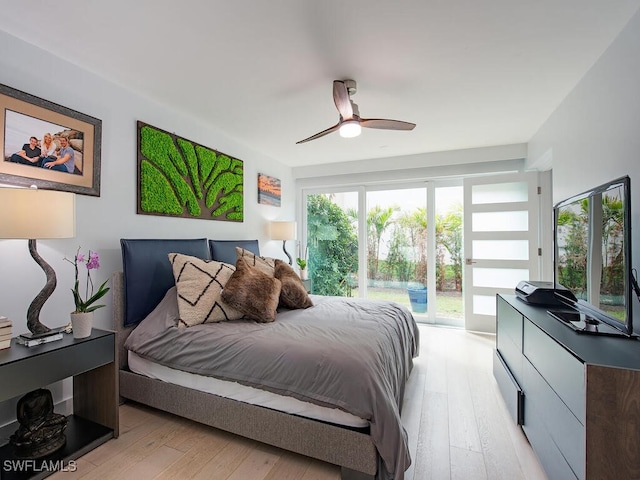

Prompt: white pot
xmin=300 ymin=269 xmax=308 ymax=280
xmin=70 ymin=312 xmax=93 ymax=339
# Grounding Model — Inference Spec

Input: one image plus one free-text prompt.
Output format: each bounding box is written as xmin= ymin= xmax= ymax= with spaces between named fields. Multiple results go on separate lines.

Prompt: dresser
xmin=494 ymin=295 xmax=640 ymax=480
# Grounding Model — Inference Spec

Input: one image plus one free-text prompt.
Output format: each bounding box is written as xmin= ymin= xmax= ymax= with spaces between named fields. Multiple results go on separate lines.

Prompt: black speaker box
xmin=515 ymin=281 xmax=576 ymax=306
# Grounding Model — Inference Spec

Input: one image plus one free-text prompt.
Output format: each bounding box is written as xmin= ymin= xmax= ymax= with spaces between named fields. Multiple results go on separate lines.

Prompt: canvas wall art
xmin=258 ymin=173 xmax=281 ymax=207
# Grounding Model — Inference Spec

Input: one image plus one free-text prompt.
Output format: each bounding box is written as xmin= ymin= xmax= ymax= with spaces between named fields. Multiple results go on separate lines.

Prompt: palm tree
xmin=397 ymin=208 xmax=427 ymax=284
xmin=601 ymin=193 xmax=624 ymax=295
xmin=439 ymin=204 xmax=463 ymax=291
xmin=367 ymin=205 xmax=399 ymax=279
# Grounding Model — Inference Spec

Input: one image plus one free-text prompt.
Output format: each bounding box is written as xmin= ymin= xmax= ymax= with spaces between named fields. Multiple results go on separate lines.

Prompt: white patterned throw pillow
xmin=169 ymin=253 xmax=244 ymax=327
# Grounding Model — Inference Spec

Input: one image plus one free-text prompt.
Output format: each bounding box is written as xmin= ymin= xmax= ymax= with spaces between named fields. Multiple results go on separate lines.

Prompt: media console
xmin=494 ymin=294 xmax=640 ymax=480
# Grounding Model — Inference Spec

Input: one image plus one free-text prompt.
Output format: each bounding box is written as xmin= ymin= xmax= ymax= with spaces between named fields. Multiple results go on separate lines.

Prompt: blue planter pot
xmin=407 ymin=286 xmax=428 ymax=313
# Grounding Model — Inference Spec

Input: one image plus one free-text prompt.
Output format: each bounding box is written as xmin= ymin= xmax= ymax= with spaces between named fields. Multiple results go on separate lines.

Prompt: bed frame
xmin=112 ymin=271 xmax=379 ymax=480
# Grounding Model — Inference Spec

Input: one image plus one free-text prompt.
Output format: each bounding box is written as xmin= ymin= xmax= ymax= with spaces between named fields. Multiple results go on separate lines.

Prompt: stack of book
xmin=0 ymin=316 xmax=12 ymax=349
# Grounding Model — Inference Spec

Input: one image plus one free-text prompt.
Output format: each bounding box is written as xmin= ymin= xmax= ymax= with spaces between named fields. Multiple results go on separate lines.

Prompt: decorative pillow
xmin=235 ymin=247 xmax=275 ymax=275
xmin=221 ymin=257 xmax=282 ymax=322
xmin=274 ymin=260 xmax=313 ymax=309
xmin=169 ymin=253 xmax=244 ymax=327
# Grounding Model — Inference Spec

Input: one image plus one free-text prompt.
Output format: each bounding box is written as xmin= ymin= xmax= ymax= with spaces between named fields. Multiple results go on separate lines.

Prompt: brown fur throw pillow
xmin=235 ymin=247 xmax=275 ymax=275
xmin=274 ymin=260 xmax=313 ymax=309
xmin=221 ymin=257 xmax=282 ymax=322
xmin=169 ymin=253 xmax=243 ymax=327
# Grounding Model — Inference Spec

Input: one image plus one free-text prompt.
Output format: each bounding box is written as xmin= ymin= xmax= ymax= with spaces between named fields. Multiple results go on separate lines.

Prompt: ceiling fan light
xmin=339 ymin=121 xmax=361 ymax=138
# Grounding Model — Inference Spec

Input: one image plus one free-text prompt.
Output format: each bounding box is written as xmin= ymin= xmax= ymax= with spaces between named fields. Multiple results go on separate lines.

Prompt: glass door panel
xmin=473 ymin=267 xmax=530 ymax=288
xmin=434 ymin=185 xmax=464 ymax=327
xmin=472 ymin=240 xmax=529 ymax=260
xmin=471 ymin=181 xmax=529 ymax=204
xmin=363 ymin=188 xmax=428 ymax=319
xmin=472 ymin=211 xmax=529 ymax=231
xmin=305 ymin=192 xmax=359 ymax=296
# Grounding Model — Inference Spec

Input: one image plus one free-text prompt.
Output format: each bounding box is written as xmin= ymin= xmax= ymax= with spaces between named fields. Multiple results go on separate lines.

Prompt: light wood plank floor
xmin=52 ymin=325 xmax=547 ymax=480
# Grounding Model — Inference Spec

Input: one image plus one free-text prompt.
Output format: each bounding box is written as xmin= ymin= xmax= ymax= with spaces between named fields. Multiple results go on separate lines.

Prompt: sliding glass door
xmin=303 ymin=183 xmax=465 ymax=326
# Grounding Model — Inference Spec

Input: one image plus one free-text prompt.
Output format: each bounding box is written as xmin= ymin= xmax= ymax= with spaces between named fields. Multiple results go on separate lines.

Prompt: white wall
xmin=0 ymin=31 xmax=294 ymax=336
xmin=528 ymin=9 xmax=640 ymax=331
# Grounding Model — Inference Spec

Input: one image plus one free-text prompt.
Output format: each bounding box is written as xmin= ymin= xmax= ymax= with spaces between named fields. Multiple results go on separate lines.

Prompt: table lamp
xmin=270 ymin=221 xmax=296 ymax=265
xmin=0 ymin=187 xmax=76 ymax=336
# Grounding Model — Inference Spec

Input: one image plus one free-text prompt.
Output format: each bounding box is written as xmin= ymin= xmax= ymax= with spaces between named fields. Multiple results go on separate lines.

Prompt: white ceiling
xmin=1 ymin=1 xmax=639 ymax=168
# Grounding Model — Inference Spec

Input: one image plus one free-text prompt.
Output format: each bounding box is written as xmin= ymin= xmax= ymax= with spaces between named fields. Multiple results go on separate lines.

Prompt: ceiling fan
xmin=296 ymin=80 xmax=416 ymax=144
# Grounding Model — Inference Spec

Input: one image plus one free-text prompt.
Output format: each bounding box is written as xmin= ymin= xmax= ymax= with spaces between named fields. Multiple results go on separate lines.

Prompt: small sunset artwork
xmin=257 ymin=173 xmax=281 ymax=206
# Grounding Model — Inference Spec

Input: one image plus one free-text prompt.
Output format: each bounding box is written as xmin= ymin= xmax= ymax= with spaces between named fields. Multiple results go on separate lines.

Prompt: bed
xmin=113 ymin=238 xmax=419 ymax=480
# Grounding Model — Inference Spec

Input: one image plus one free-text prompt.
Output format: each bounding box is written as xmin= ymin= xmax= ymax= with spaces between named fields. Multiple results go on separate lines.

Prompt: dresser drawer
xmin=497 ymin=296 xmax=523 ymax=349
xmin=523 ymin=357 xmax=584 ymax=478
xmin=497 ymin=335 xmax=523 ymax=385
xmin=522 ymin=408 xmax=579 ymax=480
xmin=497 ymin=297 xmax=524 ymax=384
xmin=493 ymin=350 xmax=524 ymax=424
xmin=523 ymin=319 xmax=585 ymax=421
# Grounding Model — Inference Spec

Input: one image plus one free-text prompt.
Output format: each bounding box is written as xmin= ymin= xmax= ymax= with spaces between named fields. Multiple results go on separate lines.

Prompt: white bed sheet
xmin=128 ymin=351 xmax=368 ymax=428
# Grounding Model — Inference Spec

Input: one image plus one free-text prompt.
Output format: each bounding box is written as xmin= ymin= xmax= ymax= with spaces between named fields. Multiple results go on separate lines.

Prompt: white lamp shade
xmin=0 ymin=188 xmax=76 ymax=239
xmin=270 ymin=221 xmax=296 ymax=241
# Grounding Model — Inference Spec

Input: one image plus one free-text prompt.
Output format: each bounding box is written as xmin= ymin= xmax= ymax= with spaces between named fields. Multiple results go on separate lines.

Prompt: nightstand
xmin=0 ymin=329 xmax=118 ymax=479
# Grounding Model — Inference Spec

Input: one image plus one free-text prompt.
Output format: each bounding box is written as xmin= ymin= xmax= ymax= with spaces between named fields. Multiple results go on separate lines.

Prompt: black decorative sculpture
xmin=26 ymin=239 xmax=56 ymax=335
xmin=10 ymin=389 xmax=68 ymax=459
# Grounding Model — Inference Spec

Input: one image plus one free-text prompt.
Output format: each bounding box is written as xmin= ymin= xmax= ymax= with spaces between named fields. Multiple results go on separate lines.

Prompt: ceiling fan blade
xmin=296 ymin=123 xmax=341 ymax=144
xmin=360 ymin=118 xmax=416 ymax=131
xmin=333 ymin=81 xmax=353 ymax=119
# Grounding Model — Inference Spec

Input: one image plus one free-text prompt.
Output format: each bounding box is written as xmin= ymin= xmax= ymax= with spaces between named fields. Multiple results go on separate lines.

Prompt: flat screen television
xmin=551 ymin=176 xmax=635 ymax=336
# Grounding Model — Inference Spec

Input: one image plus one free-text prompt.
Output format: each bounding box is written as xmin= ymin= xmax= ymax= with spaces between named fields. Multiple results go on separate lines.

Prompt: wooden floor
xmin=52 ymin=325 xmax=547 ymax=480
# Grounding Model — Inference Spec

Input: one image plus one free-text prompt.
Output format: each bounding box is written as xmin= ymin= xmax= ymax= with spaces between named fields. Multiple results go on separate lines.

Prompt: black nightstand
xmin=0 ymin=329 xmax=118 ymax=479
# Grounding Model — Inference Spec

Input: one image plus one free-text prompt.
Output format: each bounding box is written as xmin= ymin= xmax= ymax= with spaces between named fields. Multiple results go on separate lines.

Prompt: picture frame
xmin=258 ymin=173 xmax=281 ymax=206
xmin=137 ymin=121 xmax=244 ymax=222
xmin=0 ymin=83 xmax=102 ymax=196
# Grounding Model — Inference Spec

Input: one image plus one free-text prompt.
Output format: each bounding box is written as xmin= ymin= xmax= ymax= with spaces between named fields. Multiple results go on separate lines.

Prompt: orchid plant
xmin=64 ymin=247 xmax=110 ymax=313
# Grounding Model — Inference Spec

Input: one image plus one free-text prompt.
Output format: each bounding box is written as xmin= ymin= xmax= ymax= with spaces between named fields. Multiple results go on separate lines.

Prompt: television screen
xmin=553 ymin=176 xmax=633 ymax=335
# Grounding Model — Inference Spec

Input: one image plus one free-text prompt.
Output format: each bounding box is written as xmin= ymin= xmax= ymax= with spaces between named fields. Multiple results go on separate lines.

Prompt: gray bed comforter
xmin=125 ymin=288 xmax=419 ymax=479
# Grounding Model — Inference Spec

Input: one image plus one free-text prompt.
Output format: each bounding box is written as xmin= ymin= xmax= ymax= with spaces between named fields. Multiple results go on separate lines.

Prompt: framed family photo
xmin=0 ymin=83 xmax=102 ymax=196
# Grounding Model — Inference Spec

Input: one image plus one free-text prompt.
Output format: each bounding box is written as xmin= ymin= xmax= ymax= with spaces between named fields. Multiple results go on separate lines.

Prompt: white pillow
xmin=169 ymin=253 xmax=244 ymax=327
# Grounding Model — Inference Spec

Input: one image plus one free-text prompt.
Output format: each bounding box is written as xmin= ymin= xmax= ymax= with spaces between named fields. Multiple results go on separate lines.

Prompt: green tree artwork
xmin=137 ymin=122 xmax=244 ymax=222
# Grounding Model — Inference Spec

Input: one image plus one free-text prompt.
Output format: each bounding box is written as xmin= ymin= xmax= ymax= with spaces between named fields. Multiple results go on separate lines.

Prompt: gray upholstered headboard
xmin=119 ymin=238 xmax=260 ymax=328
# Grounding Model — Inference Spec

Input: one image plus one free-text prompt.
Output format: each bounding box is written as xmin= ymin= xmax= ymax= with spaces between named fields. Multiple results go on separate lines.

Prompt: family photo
xmin=4 ymin=109 xmax=84 ymax=175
